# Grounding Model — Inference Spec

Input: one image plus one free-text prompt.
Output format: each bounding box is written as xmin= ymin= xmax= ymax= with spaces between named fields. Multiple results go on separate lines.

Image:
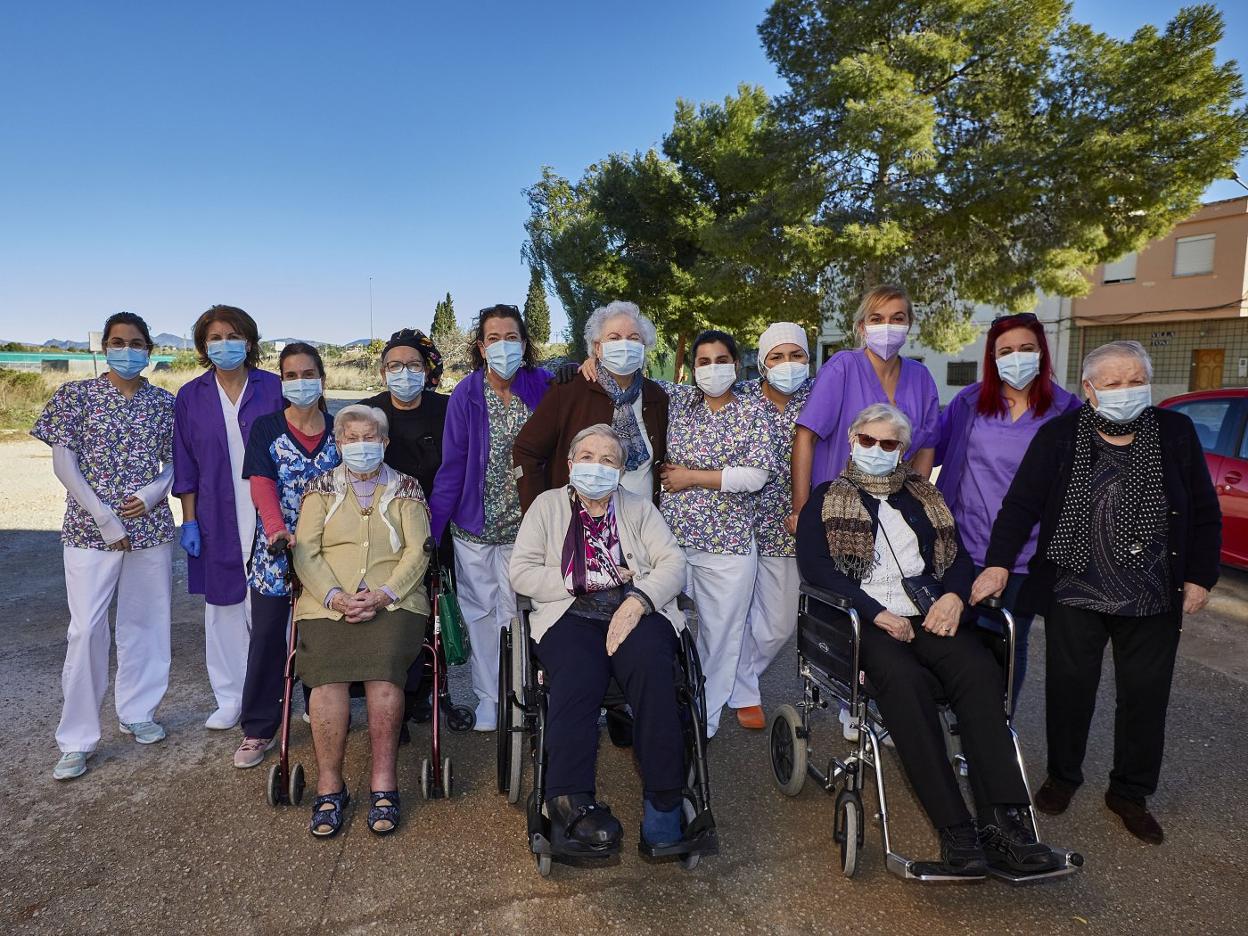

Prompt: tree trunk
xmin=673 ymin=333 xmax=687 ymax=383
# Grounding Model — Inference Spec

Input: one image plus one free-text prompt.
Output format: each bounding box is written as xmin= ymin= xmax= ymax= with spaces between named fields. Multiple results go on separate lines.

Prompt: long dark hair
xmin=193 ymin=304 xmax=262 ymax=369
xmin=468 ymin=304 xmax=537 ymax=372
xmin=977 ymin=314 xmax=1056 ymax=418
xmin=103 ymin=311 xmax=154 ymax=350
xmin=279 ymin=341 xmax=328 ymax=412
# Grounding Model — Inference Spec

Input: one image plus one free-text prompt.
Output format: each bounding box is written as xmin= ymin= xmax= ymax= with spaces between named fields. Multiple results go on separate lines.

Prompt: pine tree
xmin=522 ymin=267 xmax=551 ymax=345
xmin=430 ymin=292 xmax=457 ymax=343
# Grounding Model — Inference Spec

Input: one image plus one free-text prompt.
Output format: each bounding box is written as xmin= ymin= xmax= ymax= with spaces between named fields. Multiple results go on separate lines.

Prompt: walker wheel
xmin=448 ymin=705 xmax=475 ymax=733
xmin=266 ymin=764 xmax=282 ymax=807
xmin=289 ymin=762 xmax=305 ymax=806
xmin=442 ymin=757 xmax=453 ymax=799
xmin=769 ymin=705 xmax=807 ymax=797
xmin=420 ymin=758 xmax=433 ymax=800
xmin=835 ymin=794 xmax=861 ymax=878
xmin=536 ymin=852 xmax=552 ymax=878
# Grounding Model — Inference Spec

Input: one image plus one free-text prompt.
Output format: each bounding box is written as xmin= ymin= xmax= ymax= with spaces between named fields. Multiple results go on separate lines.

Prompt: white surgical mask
xmin=694 ymin=363 xmax=737 ymax=398
xmin=851 ymin=441 xmax=901 ymax=476
xmin=568 ymin=462 xmax=620 ymax=500
xmin=764 ymin=361 xmax=809 ymax=395
xmin=1090 ymin=384 xmax=1151 ymax=424
xmin=995 ymin=351 xmax=1041 ymax=391
xmin=342 ymin=441 xmax=385 ymax=473
xmin=484 ymin=340 xmax=524 ymax=380
xmin=599 ymin=339 xmax=645 ymax=376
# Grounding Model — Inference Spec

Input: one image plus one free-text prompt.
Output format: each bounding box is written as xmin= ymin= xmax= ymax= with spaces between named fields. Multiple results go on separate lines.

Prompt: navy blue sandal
xmin=309 ymin=787 xmax=349 ymax=838
xmin=368 ymin=790 xmax=401 ymax=835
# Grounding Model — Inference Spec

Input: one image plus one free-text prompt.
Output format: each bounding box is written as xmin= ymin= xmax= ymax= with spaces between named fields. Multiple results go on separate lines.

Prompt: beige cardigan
xmin=293 ymin=465 xmax=431 ymax=623
xmin=509 ymin=485 xmax=688 ymax=642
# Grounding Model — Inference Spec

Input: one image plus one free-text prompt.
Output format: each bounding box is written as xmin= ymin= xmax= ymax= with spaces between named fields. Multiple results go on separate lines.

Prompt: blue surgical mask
xmin=106 ymin=347 xmax=149 ymax=380
xmin=342 ymin=441 xmax=385 ymax=473
xmin=851 ymin=441 xmax=901 ymax=476
xmin=1091 ymin=384 xmax=1151 ymax=424
xmin=599 ymin=339 xmax=646 ymax=376
xmin=996 ymin=351 xmax=1041 ymax=391
xmin=568 ymin=462 xmax=621 ymax=500
xmin=282 ymin=377 xmax=322 ymax=408
xmin=207 ymin=338 xmax=248 ymax=371
xmin=386 ymin=368 xmax=425 ymax=403
xmin=764 ymin=361 xmax=809 ymax=395
xmin=484 ymin=340 xmax=524 ymax=380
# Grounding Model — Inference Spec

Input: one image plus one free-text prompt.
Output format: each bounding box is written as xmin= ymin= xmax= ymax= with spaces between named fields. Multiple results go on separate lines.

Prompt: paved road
xmin=2 ymin=437 xmax=1247 ymax=935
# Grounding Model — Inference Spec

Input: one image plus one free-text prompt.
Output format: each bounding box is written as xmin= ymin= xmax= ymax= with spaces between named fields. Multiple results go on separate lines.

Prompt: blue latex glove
xmin=180 ymin=520 xmax=201 ymax=558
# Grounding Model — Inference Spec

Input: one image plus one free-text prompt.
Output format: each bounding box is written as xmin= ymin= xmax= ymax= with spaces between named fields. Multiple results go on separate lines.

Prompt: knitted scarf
xmin=1046 ymin=402 xmax=1166 ymax=573
xmin=596 ymin=368 xmax=647 ymax=471
xmin=821 ymin=459 xmax=958 ymax=581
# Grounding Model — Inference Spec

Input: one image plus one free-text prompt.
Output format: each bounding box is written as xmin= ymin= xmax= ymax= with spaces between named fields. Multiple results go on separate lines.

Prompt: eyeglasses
xmin=991 ymin=312 xmax=1038 ymax=325
xmin=105 ymin=338 xmax=148 ymax=351
xmin=383 ymin=361 xmax=425 ymax=375
xmin=856 ymin=433 xmax=903 ymax=452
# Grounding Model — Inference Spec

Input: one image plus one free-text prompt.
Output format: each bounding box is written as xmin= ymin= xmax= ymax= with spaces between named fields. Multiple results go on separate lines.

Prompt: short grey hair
xmin=333 ymin=404 xmax=389 ymax=439
xmin=584 ymin=300 xmax=658 ymax=350
xmin=1081 ymin=340 xmax=1154 ymax=384
xmin=567 ymin=423 xmax=625 ymax=462
xmin=848 ymin=403 xmax=912 ymax=451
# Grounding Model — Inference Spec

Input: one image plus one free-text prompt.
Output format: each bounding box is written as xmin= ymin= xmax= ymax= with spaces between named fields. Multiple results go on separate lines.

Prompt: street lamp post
xmin=369 ymin=275 xmax=374 ymax=342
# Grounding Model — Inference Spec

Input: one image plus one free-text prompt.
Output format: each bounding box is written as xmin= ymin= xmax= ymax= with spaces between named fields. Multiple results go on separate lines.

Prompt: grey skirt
xmin=296 ymin=608 xmax=426 ymax=688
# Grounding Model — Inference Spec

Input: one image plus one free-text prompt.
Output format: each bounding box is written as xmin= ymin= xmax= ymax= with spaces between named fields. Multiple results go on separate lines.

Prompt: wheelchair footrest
xmin=986 ymin=849 xmax=1084 ymax=885
xmin=888 ymin=853 xmax=986 ymax=883
xmin=637 ymin=811 xmax=719 ymax=860
xmin=531 ymin=830 xmax=622 ymax=860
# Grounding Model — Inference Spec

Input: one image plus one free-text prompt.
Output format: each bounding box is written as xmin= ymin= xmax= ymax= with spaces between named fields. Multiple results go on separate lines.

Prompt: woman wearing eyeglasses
xmin=428 ymin=304 xmax=553 ymax=731
xmin=795 ymin=403 xmax=1061 ymax=878
xmin=173 ymin=305 xmax=284 ymax=731
xmin=934 ymin=313 xmax=1080 ymax=710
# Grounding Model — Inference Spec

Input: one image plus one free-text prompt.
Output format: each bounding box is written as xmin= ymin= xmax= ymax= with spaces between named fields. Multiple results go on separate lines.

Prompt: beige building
xmin=1070 ymin=196 xmax=1248 ymax=400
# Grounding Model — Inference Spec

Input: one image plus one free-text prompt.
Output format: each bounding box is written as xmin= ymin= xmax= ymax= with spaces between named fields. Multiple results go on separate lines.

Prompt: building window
xmin=947 ymin=361 xmax=977 ymax=387
xmin=1102 ymin=252 xmax=1137 ymax=284
xmin=1174 ymin=234 xmax=1215 ymax=277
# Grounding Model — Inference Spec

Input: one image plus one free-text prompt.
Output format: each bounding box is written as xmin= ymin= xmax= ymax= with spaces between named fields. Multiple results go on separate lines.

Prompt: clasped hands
xmin=331 ymin=588 xmax=390 ymax=623
xmin=873 ymin=593 xmax=964 ymax=643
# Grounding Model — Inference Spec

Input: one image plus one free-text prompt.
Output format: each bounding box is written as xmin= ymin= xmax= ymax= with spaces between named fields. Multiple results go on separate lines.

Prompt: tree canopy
xmin=522 ymin=266 xmax=552 ymax=345
xmin=430 ymin=292 xmax=457 ymax=344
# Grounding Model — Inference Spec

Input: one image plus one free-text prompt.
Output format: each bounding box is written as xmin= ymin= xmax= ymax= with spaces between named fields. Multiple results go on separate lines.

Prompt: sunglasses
xmin=479 ymin=304 xmax=520 ymax=315
xmin=991 ymin=312 xmax=1038 ymax=325
xmin=856 ymin=433 xmax=903 ymax=452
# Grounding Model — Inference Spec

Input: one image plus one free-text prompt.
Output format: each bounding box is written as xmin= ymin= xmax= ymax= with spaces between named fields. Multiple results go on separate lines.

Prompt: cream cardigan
xmin=509 ymin=485 xmax=688 ymax=642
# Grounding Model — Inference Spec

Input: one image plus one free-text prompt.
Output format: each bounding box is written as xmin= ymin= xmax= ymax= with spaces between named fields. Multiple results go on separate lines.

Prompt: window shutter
xmin=1174 ymin=234 xmax=1215 ymax=277
xmin=1102 ymin=253 xmax=1137 ymax=284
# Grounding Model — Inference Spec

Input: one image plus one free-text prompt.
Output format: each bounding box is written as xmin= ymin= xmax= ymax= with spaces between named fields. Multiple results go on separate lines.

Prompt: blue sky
xmin=1 ymin=1 xmax=1244 ymax=345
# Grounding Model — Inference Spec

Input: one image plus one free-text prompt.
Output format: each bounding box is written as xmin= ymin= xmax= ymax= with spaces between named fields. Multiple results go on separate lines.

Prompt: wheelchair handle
xmin=798 ymin=582 xmax=853 ymax=611
xmin=266 ymin=538 xmax=290 ymax=558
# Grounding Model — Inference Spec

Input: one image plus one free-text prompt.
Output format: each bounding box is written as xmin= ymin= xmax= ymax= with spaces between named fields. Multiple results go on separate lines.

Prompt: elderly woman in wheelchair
xmin=508 ymin=424 xmax=700 ymax=860
xmin=792 ymin=403 xmax=1065 ymax=879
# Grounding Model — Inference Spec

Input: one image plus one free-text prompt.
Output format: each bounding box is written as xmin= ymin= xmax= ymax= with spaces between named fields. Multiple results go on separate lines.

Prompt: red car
xmin=1159 ymin=388 xmax=1248 ymax=569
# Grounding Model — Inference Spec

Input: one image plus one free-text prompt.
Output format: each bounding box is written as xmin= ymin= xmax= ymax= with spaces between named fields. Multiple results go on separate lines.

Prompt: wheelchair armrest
xmin=515 ymin=595 xmax=534 ymax=613
xmin=677 ymin=593 xmax=695 ymax=613
xmin=799 ymin=582 xmax=853 ymax=612
xmin=976 ymin=595 xmax=1002 ymax=610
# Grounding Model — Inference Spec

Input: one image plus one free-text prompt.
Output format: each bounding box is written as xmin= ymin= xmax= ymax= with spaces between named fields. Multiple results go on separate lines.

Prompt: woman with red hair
xmin=935 ymin=313 xmax=1080 ymax=709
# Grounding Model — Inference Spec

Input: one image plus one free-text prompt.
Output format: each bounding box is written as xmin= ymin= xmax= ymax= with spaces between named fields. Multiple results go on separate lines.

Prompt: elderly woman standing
xmin=727 ymin=322 xmax=812 ymax=730
xmin=429 ymin=304 xmax=552 ymax=731
xmin=293 ymin=404 xmax=431 ymax=838
xmin=174 ymin=305 xmax=283 ymax=730
xmin=514 ymin=300 xmax=669 ymax=509
xmin=511 ymin=425 xmax=689 ymax=851
xmin=973 ymin=340 xmax=1221 ymax=845
xmin=935 ymin=313 xmax=1081 ymax=710
xmin=798 ymin=403 xmax=1061 ymax=877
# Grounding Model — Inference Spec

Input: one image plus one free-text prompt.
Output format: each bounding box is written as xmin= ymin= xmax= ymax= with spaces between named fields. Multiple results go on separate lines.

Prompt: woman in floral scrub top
xmin=659 ymin=330 xmax=777 ymax=737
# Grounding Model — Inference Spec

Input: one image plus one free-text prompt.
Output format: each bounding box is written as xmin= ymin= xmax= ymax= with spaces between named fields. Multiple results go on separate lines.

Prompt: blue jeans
xmin=973 ymin=571 xmax=1033 ymax=716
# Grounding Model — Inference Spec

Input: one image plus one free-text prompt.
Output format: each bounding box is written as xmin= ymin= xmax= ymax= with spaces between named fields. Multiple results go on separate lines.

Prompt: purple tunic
xmin=796 ymin=349 xmax=940 ymax=488
xmin=173 ymin=368 xmax=284 ymax=605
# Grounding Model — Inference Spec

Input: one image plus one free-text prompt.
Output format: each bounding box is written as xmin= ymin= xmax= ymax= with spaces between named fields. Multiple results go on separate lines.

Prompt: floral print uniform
xmin=740 ymin=379 xmax=812 ymax=559
xmin=451 ymin=383 xmax=530 ymax=546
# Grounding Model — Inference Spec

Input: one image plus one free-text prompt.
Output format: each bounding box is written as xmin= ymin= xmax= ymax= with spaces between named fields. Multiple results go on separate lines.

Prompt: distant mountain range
xmin=17 ymin=333 xmax=367 ymax=351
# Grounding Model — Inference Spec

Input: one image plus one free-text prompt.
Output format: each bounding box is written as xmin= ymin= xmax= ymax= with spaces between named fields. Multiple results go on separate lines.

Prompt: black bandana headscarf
xmin=382 ymin=328 xmax=443 ymax=386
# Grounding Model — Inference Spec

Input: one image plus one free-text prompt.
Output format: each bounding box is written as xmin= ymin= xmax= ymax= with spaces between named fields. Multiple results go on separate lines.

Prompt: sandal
xmin=309 ymin=787 xmax=350 ymax=838
xmin=368 ymin=790 xmax=401 ymax=835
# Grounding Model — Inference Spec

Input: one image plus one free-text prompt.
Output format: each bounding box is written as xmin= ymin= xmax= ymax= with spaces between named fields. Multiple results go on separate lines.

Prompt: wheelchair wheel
xmin=679 ymin=795 xmax=700 ymax=871
xmin=497 ymin=629 xmax=511 ymax=795
xmin=442 ymin=757 xmax=453 ymax=799
xmin=289 ymin=762 xmax=305 ymax=806
xmin=266 ymin=763 xmax=281 ymax=807
xmin=420 ymin=758 xmax=433 ymax=800
xmin=769 ymin=705 xmax=807 ymax=797
xmin=834 ymin=792 xmax=861 ymax=878
xmin=505 ymin=623 xmax=526 ymax=805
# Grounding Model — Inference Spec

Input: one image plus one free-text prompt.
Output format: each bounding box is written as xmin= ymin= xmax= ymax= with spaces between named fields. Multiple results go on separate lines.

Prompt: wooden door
xmin=1190 ymin=349 xmax=1225 ymax=391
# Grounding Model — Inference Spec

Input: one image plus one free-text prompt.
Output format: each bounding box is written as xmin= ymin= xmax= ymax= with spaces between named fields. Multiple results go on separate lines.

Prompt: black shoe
xmin=937 ymin=820 xmax=988 ymax=876
xmin=1105 ymin=791 xmax=1164 ymax=845
xmin=979 ymin=806 xmax=1061 ymax=874
xmin=1034 ymin=777 xmax=1077 ymax=815
xmin=405 ymin=689 xmax=433 ymax=725
xmin=547 ymin=794 xmax=623 ymax=854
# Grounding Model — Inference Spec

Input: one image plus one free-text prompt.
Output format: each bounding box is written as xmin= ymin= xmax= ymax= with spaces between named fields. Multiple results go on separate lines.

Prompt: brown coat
xmin=513 ymin=377 xmax=669 ymax=512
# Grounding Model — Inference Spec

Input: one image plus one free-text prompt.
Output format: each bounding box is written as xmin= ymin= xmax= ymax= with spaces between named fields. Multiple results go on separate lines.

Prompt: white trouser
xmin=684 ymin=545 xmax=758 ymax=738
xmin=57 ymin=543 xmax=173 ymax=753
xmin=204 ymin=594 xmax=252 ymax=717
xmin=453 ymin=537 xmax=515 ymax=705
xmin=729 ymin=554 xmax=801 ymax=710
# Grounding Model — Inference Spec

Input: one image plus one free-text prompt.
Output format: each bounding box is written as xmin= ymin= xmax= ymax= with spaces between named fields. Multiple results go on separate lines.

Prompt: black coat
xmin=984 ymin=406 xmax=1222 ymax=616
xmin=796 ymin=480 xmax=975 ymax=624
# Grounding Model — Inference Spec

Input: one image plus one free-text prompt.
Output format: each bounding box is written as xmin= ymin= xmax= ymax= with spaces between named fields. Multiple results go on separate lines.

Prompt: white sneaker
xmin=119 ymin=720 xmax=166 ymax=744
xmin=472 ymin=699 xmax=497 ymax=732
xmin=53 ymin=751 xmax=90 ymax=781
xmin=205 ymin=709 xmax=240 ymax=730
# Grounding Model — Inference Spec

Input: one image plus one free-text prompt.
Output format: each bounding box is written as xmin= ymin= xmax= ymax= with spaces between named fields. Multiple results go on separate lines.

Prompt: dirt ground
xmin=2 ymin=435 xmax=1247 ymax=935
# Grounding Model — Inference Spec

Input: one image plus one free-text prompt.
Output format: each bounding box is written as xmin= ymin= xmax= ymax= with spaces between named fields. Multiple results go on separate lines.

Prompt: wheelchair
xmin=496 ymin=595 xmax=718 ymax=877
xmin=768 ymin=582 xmax=1084 ymax=884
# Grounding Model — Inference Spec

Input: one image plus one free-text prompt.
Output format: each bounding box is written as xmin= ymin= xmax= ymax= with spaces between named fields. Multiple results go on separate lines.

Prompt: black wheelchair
xmin=496 ymin=595 xmax=718 ymax=877
xmin=768 ymin=582 xmax=1084 ymax=883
